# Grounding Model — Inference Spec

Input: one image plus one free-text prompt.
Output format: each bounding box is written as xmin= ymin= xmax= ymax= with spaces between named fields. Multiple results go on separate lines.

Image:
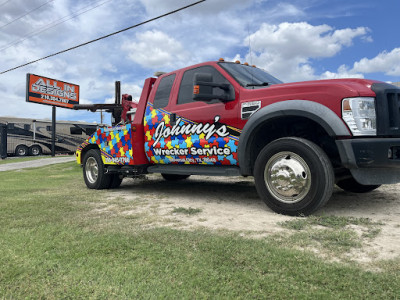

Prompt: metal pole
xmin=33 ymin=120 xmax=36 ymax=140
xmin=51 ymin=106 xmax=56 ymax=157
xmin=112 ymin=81 xmax=122 ymax=126
xmin=0 ymin=123 xmax=7 ymax=159
xmin=115 ymin=81 xmax=121 ymax=104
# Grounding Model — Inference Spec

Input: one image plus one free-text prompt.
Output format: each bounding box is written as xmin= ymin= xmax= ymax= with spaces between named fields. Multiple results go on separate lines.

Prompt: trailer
xmin=0 ymin=117 xmax=99 ymax=156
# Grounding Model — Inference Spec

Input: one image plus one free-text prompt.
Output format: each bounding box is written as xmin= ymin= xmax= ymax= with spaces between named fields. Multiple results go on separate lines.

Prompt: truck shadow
xmin=318 ymin=187 xmax=400 ymax=218
xmin=116 ymin=175 xmax=262 ymax=207
xmin=114 ymin=175 xmax=400 ymax=218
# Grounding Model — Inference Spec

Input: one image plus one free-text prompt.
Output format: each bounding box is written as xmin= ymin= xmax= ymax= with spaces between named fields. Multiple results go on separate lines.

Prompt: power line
xmin=0 ymin=0 xmax=112 ymax=52
xmin=0 ymin=0 xmax=55 ymax=30
xmin=0 ymin=0 xmax=109 ymax=51
xmin=0 ymin=0 xmax=206 ymax=75
xmin=0 ymin=0 xmax=12 ymax=8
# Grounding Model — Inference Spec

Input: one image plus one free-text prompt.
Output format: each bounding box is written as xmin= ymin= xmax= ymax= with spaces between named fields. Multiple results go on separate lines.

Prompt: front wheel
xmin=336 ymin=177 xmax=380 ymax=193
xmin=83 ymin=149 xmax=111 ymax=189
xmin=254 ymin=137 xmax=334 ymax=216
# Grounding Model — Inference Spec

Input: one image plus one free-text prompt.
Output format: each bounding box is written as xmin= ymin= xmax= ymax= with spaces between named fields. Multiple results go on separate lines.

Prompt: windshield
xmin=219 ymin=62 xmax=283 ymax=88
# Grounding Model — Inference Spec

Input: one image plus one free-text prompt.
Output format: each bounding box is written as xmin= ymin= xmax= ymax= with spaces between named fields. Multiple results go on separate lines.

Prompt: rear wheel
xmin=83 ymin=149 xmax=111 ymax=189
xmin=29 ymin=145 xmax=42 ymax=156
xmin=161 ymin=174 xmax=190 ymax=181
xmin=254 ymin=137 xmax=334 ymax=216
xmin=15 ymin=145 xmax=28 ymax=156
xmin=337 ymin=177 xmax=380 ymax=193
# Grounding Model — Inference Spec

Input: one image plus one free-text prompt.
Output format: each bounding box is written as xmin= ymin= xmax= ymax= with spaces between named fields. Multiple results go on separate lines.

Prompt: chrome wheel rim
xmin=31 ymin=147 xmax=40 ymax=155
xmin=17 ymin=148 xmax=26 ymax=156
xmin=85 ymin=157 xmax=98 ymax=184
xmin=264 ymin=151 xmax=311 ymax=204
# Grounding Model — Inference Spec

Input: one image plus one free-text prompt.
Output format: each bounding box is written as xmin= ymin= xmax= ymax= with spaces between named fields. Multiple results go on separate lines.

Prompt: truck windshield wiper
xmin=245 ymin=82 xmax=269 ymax=87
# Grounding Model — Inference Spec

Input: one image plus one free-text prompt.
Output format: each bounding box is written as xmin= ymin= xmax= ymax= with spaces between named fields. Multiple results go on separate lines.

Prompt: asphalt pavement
xmin=0 ymin=156 xmax=76 ymax=172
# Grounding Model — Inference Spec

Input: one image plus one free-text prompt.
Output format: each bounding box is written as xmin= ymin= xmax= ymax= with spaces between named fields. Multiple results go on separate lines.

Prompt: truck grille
xmin=372 ymin=83 xmax=400 ymax=136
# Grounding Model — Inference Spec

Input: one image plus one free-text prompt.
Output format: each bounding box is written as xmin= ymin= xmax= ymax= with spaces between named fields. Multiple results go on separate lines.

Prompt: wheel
xmin=254 ymin=137 xmax=334 ymax=216
xmin=108 ymin=174 xmax=123 ymax=189
xmin=161 ymin=174 xmax=190 ymax=181
xmin=82 ymin=149 xmax=111 ymax=189
xmin=15 ymin=145 xmax=28 ymax=156
xmin=337 ymin=177 xmax=380 ymax=193
xmin=29 ymin=145 xmax=42 ymax=156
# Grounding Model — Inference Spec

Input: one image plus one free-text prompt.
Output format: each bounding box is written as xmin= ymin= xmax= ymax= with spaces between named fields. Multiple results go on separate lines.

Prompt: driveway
xmin=0 ymin=156 xmax=76 ymax=172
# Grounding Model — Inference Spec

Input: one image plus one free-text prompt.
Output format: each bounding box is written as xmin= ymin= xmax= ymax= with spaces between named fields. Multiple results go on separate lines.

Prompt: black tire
xmin=82 ymin=149 xmax=111 ymax=189
xmin=108 ymin=174 xmax=123 ymax=189
xmin=337 ymin=177 xmax=380 ymax=193
xmin=15 ymin=145 xmax=28 ymax=156
xmin=161 ymin=173 xmax=191 ymax=181
xmin=254 ymin=137 xmax=334 ymax=216
xmin=29 ymin=145 xmax=42 ymax=156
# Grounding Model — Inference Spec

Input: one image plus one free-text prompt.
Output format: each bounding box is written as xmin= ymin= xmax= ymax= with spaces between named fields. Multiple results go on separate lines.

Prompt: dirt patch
xmin=106 ymin=174 xmax=400 ymax=263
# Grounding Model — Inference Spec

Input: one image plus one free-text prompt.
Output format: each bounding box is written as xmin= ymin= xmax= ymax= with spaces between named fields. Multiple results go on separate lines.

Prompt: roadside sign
xmin=26 ymin=74 xmax=79 ymax=109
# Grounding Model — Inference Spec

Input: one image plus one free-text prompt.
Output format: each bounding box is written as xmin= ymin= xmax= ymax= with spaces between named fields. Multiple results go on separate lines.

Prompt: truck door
xmin=144 ymin=65 xmax=241 ymax=166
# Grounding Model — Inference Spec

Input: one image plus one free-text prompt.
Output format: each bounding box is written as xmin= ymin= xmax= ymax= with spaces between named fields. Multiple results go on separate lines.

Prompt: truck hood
xmin=240 ymin=78 xmax=380 ymax=113
xmin=242 ymin=78 xmax=378 ymax=99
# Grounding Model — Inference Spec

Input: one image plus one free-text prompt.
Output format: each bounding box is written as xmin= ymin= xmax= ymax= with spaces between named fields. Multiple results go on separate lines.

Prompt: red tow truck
xmin=74 ymin=59 xmax=400 ymax=215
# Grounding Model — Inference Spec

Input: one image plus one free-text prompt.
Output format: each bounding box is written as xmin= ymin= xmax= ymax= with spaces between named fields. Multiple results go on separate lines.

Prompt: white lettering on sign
xmin=31 ymin=78 xmax=77 ymax=100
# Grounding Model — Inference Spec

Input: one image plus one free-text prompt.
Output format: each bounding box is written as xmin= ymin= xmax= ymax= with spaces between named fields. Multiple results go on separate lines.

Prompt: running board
xmin=147 ymin=165 xmax=241 ymax=176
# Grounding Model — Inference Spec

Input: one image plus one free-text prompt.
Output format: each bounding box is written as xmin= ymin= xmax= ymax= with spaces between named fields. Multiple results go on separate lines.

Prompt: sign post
xmin=52 ymin=106 xmax=56 ymax=156
xmin=26 ymin=74 xmax=79 ymax=156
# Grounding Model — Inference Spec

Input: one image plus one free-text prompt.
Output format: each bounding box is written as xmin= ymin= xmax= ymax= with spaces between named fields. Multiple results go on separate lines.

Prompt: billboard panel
xmin=26 ymin=74 xmax=79 ymax=109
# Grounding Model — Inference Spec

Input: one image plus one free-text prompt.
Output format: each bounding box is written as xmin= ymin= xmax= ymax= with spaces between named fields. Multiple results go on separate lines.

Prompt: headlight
xmin=342 ymin=97 xmax=376 ymax=136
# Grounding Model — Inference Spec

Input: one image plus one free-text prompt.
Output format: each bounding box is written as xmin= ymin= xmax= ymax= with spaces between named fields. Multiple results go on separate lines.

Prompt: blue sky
xmin=0 ymin=0 xmax=399 ymax=124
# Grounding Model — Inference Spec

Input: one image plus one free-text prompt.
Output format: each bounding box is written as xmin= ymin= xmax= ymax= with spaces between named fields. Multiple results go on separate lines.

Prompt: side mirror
xmin=193 ymin=73 xmax=234 ymax=102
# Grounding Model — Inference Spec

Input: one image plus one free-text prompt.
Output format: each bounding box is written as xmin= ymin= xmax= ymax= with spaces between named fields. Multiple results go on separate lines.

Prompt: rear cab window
xmin=153 ymin=74 xmax=176 ymax=109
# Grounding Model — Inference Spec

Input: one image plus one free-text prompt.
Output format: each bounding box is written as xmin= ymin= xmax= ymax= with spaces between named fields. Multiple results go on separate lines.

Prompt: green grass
xmin=172 ymin=206 xmax=202 ymax=215
xmin=279 ymin=215 xmax=383 ymax=231
xmin=0 ymin=162 xmax=399 ymax=298
xmin=277 ymin=215 xmax=384 ymax=255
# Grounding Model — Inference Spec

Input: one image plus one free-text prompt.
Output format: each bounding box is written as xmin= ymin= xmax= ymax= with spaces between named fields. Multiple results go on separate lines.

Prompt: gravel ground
xmin=108 ymin=174 xmax=400 ymax=263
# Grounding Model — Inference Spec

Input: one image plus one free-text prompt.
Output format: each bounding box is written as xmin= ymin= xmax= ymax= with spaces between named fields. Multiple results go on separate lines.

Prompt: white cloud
xmin=320 ymin=48 xmax=400 ymax=79
xmin=249 ymin=22 xmax=367 ymax=58
xmin=266 ymin=3 xmax=305 ymax=19
xmin=244 ymin=22 xmax=369 ymax=81
xmin=138 ymin=0 xmax=252 ymax=16
xmin=352 ymin=48 xmax=400 ymax=76
xmin=122 ymin=30 xmax=189 ymax=69
xmin=320 ymin=65 xmax=364 ymax=79
xmin=121 ymin=83 xmax=143 ymax=102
